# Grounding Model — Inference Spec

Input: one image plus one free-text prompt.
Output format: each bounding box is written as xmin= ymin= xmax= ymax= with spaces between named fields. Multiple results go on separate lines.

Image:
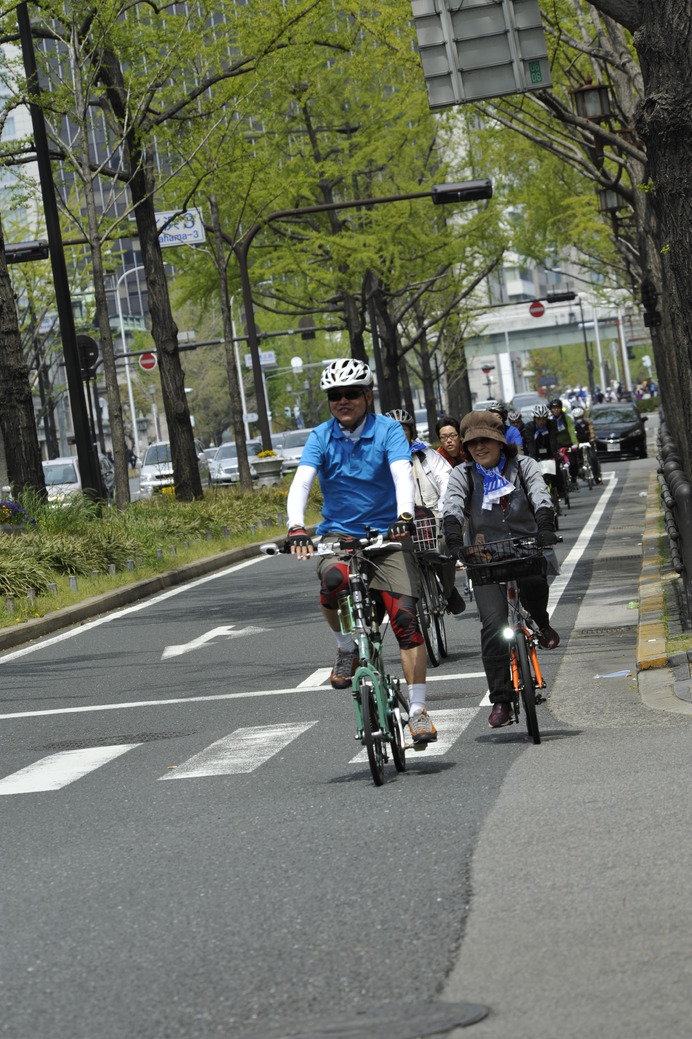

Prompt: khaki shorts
xmin=316 ymin=532 xmax=421 ymax=599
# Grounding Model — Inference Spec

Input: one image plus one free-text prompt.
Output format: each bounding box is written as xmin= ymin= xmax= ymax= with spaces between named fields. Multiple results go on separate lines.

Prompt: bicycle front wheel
xmin=516 ymin=633 xmax=540 ymax=744
xmin=360 ymin=677 xmax=386 ymax=785
xmin=417 ymin=567 xmax=441 ymax=667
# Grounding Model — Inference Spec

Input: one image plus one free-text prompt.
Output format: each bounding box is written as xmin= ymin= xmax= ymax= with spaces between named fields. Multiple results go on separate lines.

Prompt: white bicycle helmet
xmin=533 ymin=403 xmax=550 ymax=418
xmin=320 ymin=358 xmax=374 ymax=391
xmin=507 ymin=410 xmax=522 ymax=422
xmin=572 ymin=406 xmax=585 ymax=419
xmin=385 ymin=408 xmax=415 ymax=426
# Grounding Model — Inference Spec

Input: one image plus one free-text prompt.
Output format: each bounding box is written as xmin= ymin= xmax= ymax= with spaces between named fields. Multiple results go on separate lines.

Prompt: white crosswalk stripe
xmin=0 ymin=744 xmax=139 ymax=795
xmin=350 ymin=707 xmax=478 ymax=763
xmin=0 ymin=707 xmax=481 ymax=793
xmin=159 ymin=722 xmax=318 ymax=779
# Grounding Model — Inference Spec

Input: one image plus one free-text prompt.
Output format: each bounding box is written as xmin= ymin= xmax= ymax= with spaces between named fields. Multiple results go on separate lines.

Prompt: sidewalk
xmin=442 ymin=450 xmax=692 ymax=1039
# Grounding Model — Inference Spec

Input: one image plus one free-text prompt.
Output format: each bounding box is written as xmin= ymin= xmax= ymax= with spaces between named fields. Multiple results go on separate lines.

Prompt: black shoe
xmin=447 ymin=587 xmax=466 ymax=615
xmin=538 ymin=625 xmax=560 ymax=650
xmin=489 ymin=703 xmax=512 ymax=728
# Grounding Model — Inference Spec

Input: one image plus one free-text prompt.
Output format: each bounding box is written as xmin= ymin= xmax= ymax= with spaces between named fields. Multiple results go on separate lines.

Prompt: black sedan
xmin=589 ymin=403 xmax=648 ymax=459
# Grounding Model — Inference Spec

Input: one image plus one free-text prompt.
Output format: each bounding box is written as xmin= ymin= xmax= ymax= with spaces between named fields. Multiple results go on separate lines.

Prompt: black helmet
xmin=549 ymin=398 xmax=563 ymax=410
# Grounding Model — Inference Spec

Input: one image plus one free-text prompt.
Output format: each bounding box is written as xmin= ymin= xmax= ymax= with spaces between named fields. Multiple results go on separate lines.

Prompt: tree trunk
xmin=0 ymin=218 xmax=46 ymax=498
xmin=69 ymin=40 xmax=131 ymax=509
xmin=99 ymin=48 xmax=202 ymax=500
xmin=589 ymin=0 xmax=692 ymax=476
xmin=209 ymin=195 xmax=253 ymax=491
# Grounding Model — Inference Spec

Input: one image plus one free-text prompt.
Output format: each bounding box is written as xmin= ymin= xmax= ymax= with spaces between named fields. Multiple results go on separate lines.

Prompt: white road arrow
xmin=161 ymin=624 xmax=266 ymax=660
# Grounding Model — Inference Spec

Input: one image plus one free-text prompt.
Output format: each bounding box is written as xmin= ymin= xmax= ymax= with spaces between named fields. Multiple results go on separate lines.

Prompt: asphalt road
xmin=2 ymin=438 xmax=689 ymax=1039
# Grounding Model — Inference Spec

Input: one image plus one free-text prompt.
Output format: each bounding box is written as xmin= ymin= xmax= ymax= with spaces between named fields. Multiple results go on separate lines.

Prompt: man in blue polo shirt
xmin=285 ymin=358 xmax=436 ymax=744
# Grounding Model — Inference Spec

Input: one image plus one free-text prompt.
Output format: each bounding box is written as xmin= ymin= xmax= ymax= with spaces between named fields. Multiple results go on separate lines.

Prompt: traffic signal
xmin=284 ymin=406 xmax=291 ymax=419
xmin=640 ymin=278 xmax=658 ymax=311
xmin=640 ymin=278 xmax=661 ymax=326
xmin=546 ymin=291 xmax=576 ymax=303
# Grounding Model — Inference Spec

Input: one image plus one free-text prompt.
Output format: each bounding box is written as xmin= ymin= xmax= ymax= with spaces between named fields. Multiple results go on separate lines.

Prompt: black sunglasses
xmin=327 ymin=388 xmax=363 ymax=402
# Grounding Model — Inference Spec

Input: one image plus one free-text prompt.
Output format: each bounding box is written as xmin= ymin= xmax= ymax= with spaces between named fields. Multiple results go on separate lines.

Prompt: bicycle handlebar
xmin=317 ymin=532 xmax=405 ymax=556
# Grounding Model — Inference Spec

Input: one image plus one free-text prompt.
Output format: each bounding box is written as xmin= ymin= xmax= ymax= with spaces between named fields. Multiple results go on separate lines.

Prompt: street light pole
xmin=114 ymin=265 xmax=145 ymax=461
xmin=545 ymin=291 xmax=595 ymax=395
xmin=227 ymin=180 xmax=493 ymax=450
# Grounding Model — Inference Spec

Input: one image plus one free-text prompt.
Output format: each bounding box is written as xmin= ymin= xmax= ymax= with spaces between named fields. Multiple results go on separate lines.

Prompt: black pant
xmin=474 ymin=576 xmax=550 ymax=703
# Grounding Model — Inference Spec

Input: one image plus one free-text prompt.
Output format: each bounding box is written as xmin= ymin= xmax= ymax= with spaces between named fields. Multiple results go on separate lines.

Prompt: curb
xmin=636 ymin=471 xmax=692 ymax=715
xmin=637 ymin=471 xmax=668 ymax=670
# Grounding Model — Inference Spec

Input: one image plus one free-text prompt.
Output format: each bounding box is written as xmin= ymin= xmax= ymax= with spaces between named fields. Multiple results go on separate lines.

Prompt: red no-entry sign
xmin=529 ymin=300 xmax=545 ymax=318
xmin=139 ymin=352 xmax=157 ymax=371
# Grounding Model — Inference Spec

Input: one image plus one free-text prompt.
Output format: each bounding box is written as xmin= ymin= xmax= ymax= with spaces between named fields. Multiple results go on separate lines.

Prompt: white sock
xmin=409 ymin=685 xmax=426 ymax=715
xmin=335 ymin=632 xmax=357 ymax=652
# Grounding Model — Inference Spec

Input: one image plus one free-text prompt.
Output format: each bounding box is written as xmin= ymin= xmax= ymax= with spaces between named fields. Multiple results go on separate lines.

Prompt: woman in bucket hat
xmin=442 ymin=410 xmax=561 ymax=729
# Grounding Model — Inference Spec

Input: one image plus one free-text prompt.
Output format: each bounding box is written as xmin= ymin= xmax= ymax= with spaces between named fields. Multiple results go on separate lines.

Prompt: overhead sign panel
xmin=410 ymin=0 xmax=552 ymax=109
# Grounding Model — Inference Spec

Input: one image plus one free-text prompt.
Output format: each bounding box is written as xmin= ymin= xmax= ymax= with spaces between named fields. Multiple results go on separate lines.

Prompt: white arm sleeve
xmin=390 ymin=458 xmax=415 ymax=517
xmin=425 ymin=448 xmax=452 ymax=510
xmin=286 ymin=465 xmax=317 ymax=528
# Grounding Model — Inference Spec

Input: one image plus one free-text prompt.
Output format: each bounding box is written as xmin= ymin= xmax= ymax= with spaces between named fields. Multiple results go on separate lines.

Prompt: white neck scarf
xmin=475 ymin=455 xmax=515 ymax=510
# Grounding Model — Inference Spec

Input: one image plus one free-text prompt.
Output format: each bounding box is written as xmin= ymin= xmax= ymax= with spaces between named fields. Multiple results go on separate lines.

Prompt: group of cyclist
xmin=284 ymin=358 xmax=575 ymax=740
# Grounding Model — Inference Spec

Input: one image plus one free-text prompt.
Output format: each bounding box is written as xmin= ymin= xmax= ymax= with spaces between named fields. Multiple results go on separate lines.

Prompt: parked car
xmin=209 ymin=441 xmax=261 ymax=486
xmin=42 ymin=454 xmax=115 ymax=503
xmin=473 ymin=398 xmax=506 ymax=412
xmin=511 ymin=392 xmax=544 ymax=412
xmin=414 ymin=408 xmax=431 ymax=439
xmin=589 ymin=402 xmax=648 ymax=459
xmin=279 ymin=428 xmax=314 ymax=473
xmin=138 ymin=439 xmax=210 ymax=497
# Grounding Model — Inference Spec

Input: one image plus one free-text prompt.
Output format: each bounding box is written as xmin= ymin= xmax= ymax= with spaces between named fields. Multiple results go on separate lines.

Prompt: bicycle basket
xmin=458 ymin=537 xmax=546 ymax=585
xmin=412 ymin=514 xmax=438 ymax=552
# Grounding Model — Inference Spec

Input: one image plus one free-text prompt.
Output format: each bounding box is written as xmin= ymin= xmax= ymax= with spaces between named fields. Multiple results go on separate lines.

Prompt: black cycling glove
xmin=442 ymin=514 xmax=464 ymax=560
xmin=534 ymin=507 xmax=558 ymax=547
xmin=387 ymin=513 xmax=415 ymax=541
xmin=285 ymin=526 xmax=314 ymax=552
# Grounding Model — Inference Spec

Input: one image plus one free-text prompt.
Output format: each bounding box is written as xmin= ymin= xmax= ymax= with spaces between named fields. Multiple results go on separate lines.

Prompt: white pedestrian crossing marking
xmin=0 ymin=744 xmax=139 ymax=795
xmin=159 ymin=722 xmax=318 ymax=779
xmin=350 ymin=707 xmax=478 ymax=764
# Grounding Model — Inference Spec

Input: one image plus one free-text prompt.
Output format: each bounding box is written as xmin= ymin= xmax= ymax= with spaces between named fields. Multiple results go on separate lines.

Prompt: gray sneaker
xmin=330 ymin=648 xmax=357 ymax=689
xmin=408 ymin=709 xmax=438 ymax=743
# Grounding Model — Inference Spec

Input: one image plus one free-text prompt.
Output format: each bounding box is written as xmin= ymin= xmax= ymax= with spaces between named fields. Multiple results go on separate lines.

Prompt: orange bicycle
xmin=459 ymin=536 xmax=558 ymax=744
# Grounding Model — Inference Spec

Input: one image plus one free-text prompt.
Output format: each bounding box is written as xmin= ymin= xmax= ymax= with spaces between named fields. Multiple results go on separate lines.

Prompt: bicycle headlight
xmin=502 ymin=626 xmax=514 ymax=641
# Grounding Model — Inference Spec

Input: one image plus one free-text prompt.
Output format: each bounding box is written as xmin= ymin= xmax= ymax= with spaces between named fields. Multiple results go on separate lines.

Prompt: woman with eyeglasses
xmin=435 ymin=416 xmax=467 ymax=467
xmin=284 ymin=358 xmax=438 ymax=745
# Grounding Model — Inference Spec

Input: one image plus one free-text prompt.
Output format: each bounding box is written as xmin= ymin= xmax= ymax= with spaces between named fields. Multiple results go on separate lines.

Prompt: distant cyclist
xmin=386 ymin=408 xmax=466 ymax=616
xmin=523 ymin=404 xmax=565 ymax=500
xmin=572 ymin=406 xmax=603 ymax=485
xmin=488 ymin=403 xmax=524 ymax=452
xmin=549 ymin=398 xmax=579 ymax=485
xmin=284 ymin=359 xmax=437 ymax=744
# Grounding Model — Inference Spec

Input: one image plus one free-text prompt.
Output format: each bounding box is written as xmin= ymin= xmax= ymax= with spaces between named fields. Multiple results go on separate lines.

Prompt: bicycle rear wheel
xmin=516 ymin=633 xmax=540 ymax=744
xmin=360 ymin=677 xmax=386 ymax=785
xmin=416 ymin=567 xmax=441 ymax=667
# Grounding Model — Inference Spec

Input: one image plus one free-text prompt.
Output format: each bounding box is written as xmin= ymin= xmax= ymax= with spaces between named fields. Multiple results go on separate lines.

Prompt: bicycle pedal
xmin=535 ymin=694 xmax=546 ymax=705
xmin=404 ymin=740 xmax=429 ymax=751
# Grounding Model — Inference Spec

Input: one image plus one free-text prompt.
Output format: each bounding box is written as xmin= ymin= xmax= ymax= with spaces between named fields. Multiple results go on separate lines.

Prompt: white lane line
xmin=0 ymin=671 xmax=483 ymax=721
xmin=479 ymin=476 xmax=618 ymax=706
xmin=0 ymin=555 xmax=269 ymax=664
xmin=547 ymin=472 xmax=618 ymax=617
xmin=350 ymin=707 xmax=478 ymax=763
xmin=0 ymin=744 xmax=138 ymax=795
xmin=160 ymin=722 xmax=317 ymax=778
xmin=161 ymin=624 xmax=266 ymax=660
